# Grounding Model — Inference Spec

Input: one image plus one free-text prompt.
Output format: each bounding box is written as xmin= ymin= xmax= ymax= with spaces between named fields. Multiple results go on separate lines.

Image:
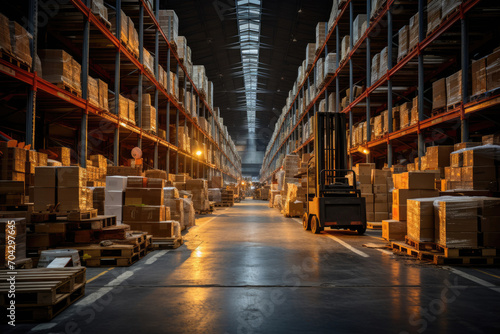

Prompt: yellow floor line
xmin=474 ymin=268 xmax=500 ymax=280
xmin=86 ymin=267 xmax=115 ymax=283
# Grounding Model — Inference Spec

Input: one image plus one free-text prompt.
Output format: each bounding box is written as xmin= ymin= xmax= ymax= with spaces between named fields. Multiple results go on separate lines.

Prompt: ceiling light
xmin=298 ymin=9 xmax=302 ymax=13
xmin=292 ymin=38 xmax=297 ymax=42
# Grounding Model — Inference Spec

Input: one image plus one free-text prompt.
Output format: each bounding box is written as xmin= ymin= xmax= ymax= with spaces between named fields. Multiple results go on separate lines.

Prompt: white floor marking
xmin=446 ymin=267 xmax=500 ymax=294
xmin=376 ymin=249 xmax=394 ymax=255
xmin=145 ymin=250 xmax=169 ymax=265
xmin=31 ymin=323 xmax=57 ymax=331
xmin=294 ymin=218 xmax=369 ymax=257
xmin=326 ymin=234 xmax=370 ymax=258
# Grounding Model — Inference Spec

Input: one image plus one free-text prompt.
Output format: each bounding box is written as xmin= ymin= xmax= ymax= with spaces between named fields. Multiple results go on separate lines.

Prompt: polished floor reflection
xmin=3 ymin=202 xmax=500 ymax=334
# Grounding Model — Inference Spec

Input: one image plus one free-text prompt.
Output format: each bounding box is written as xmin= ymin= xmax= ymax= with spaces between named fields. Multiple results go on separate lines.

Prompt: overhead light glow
xmin=196 ymin=150 xmax=202 ymax=156
xmin=236 ymin=0 xmax=262 ymax=134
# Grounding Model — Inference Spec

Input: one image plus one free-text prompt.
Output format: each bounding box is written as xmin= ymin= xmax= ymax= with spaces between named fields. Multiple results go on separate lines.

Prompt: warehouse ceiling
xmin=162 ymin=0 xmax=333 ymax=176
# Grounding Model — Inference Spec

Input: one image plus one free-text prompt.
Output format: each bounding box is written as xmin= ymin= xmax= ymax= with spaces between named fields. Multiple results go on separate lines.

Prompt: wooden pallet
xmin=65 ymin=215 xmax=116 ymax=230
xmin=0 ymin=49 xmax=31 ymax=72
xmin=470 ymin=87 xmax=500 ymax=102
xmin=214 ymin=203 xmax=233 ymax=207
xmin=369 ymin=0 xmax=387 ymax=22
xmin=146 ymin=235 xmax=153 ymax=250
xmin=195 ymin=209 xmax=212 ymax=215
xmin=67 ymin=209 xmax=98 ymax=221
xmin=405 ymin=236 xmax=437 ymax=251
xmin=0 ymin=267 xmax=86 ymax=307
xmin=391 ymin=241 xmax=500 ymax=265
xmin=55 ymin=82 xmax=82 ymax=98
xmin=13 ymin=285 xmax=85 ymax=322
xmin=93 ymin=12 xmax=111 ymax=29
xmin=431 ymin=107 xmax=446 ymax=117
xmin=446 ymin=102 xmax=462 ymax=111
xmin=152 ymin=236 xmax=183 ymax=249
xmin=84 ymin=254 xmax=140 ymax=267
xmin=434 ymin=244 xmax=498 ymax=258
xmin=367 ymin=222 xmax=382 ymax=230
xmin=110 ymin=231 xmax=148 ymax=247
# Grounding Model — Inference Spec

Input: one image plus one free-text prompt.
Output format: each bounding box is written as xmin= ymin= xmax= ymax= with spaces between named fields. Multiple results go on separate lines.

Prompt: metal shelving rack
xmin=0 ymin=0 xmax=242 ymax=182
xmin=260 ymin=0 xmax=500 ymax=182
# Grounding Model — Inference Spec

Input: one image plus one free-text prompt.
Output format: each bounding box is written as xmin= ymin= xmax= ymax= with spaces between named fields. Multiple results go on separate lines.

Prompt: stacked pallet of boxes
xmin=471 ymin=47 xmax=500 ymax=99
xmin=283 ymin=183 xmax=304 ymax=218
xmin=158 ymin=10 xmax=178 ymax=45
xmin=447 ymin=145 xmax=500 ymax=191
xmin=141 ymin=94 xmax=157 ymax=133
xmin=406 ymin=196 xmax=500 ymax=250
xmin=104 ymin=176 xmax=127 ymax=225
xmin=8 ymin=19 xmax=32 ymax=66
xmin=186 ymin=179 xmax=209 ymax=212
xmin=386 ymin=172 xmax=439 ymax=241
xmin=371 ymin=168 xmax=393 ymax=222
xmin=122 ymin=176 xmax=180 ymax=239
xmin=39 ymin=50 xmax=81 ymax=95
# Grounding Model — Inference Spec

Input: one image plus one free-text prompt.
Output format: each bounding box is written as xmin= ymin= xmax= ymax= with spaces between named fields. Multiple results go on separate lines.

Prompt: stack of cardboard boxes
xmin=406 ymin=196 xmax=500 ymax=249
xmin=34 ymin=166 xmax=93 ymax=213
xmin=471 ymin=48 xmax=500 ymax=98
xmin=447 ymin=145 xmax=499 ymax=191
xmin=158 ymin=10 xmax=179 ymax=45
xmin=141 ymin=94 xmax=157 ymax=133
xmin=40 ymin=49 xmax=81 ymax=95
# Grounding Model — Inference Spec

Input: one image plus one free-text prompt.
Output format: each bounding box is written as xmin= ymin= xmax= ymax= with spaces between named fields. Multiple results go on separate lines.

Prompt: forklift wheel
xmin=357 ymin=225 xmax=367 ymax=235
xmin=302 ymin=213 xmax=311 ymax=231
xmin=311 ymin=215 xmax=323 ymax=234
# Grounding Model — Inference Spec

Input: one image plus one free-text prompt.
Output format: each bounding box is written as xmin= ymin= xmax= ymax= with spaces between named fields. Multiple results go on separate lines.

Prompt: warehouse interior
xmin=1 ymin=0 xmax=500 ymax=332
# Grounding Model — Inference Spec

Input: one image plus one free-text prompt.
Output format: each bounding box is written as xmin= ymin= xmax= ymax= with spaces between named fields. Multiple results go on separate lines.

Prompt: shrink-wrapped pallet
xmin=0 ymin=13 xmax=12 ymax=54
xmin=98 ymin=79 xmax=109 ymax=111
xmin=88 ymin=76 xmax=99 ymax=106
xmin=158 ymin=10 xmax=179 ymax=43
xmin=398 ymin=25 xmax=409 ymax=61
xmin=427 ymin=0 xmax=442 ymax=35
xmin=328 ymin=0 xmax=339 ymax=31
xmin=371 ymin=53 xmax=380 ymax=83
xmin=432 ymin=78 xmax=446 ymax=110
xmin=486 ymin=50 xmax=500 ymax=92
xmin=305 ymin=43 xmax=316 ymax=71
xmin=353 ymin=14 xmax=367 ymax=45
xmin=9 ymin=21 xmax=32 ymax=66
xmin=434 ymin=197 xmax=478 ymax=248
xmin=471 ymin=57 xmax=487 ymax=97
xmin=316 ymin=22 xmax=327 ymax=52
xmin=446 ymin=70 xmax=462 ymax=108
xmin=341 ymin=35 xmax=350 ymax=62
xmin=409 ymin=13 xmax=419 ymax=51
xmin=442 ymin=0 xmax=462 ymax=18
xmin=325 ymin=53 xmax=337 ymax=76
xmin=39 ymin=49 xmax=73 ymax=88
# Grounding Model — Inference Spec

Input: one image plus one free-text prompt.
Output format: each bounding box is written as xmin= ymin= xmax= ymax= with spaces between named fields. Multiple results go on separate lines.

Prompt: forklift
xmin=302 ymin=112 xmax=367 ymax=235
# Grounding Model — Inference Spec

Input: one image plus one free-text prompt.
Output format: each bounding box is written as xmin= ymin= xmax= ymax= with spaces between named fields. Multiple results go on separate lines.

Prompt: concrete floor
xmin=3 ymin=201 xmax=500 ymax=333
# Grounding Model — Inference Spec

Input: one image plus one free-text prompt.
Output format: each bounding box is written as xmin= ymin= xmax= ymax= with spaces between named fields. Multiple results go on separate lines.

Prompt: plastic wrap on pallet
xmin=471 ymin=57 xmax=487 ymax=97
xmin=98 ymin=79 xmax=108 ymax=111
xmin=110 ymin=9 xmax=128 ymax=44
xmin=446 ymin=70 xmax=462 ymax=107
xmin=143 ymin=48 xmax=154 ymax=75
xmin=316 ymin=22 xmax=327 ymax=52
xmin=91 ymin=0 xmax=108 ymax=21
xmin=127 ymin=98 xmax=135 ymax=124
xmin=208 ymin=188 xmax=222 ymax=203
xmin=9 ymin=21 xmax=32 ymax=66
xmin=407 ymin=197 xmax=438 ymax=242
xmin=315 ymin=58 xmax=324 ymax=87
xmin=432 ymin=78 xmax=446 ymax=110
xmin=398 ymin=25 xmax=409 ymax=60
xmin=305 ymin=43 xmax=316 ymax=70
xmin=442 ymin=0 xmax=462 ymax=18
xmin=0 ymin=13 xmax=12 ymax=54
xmin=273 ymin=194 xmax=283 ymax=211
xmin=433 ymin=196 xmax=478 ymax=248
xmin=325 ymin=53 xmax=337 ymax=76
xmin=374 ymin=114 xmax=383 ymax=139
xmin=370 ymin=0 xmax=384 ymax=19
xmin=399 ymin=102 xmax=411 ymax=129
xmin=71 ymin=58 xmax=81 ymax=92
xmin=371 ymin=53 xmax=380 ymax=83
xmin=142 ymin=105 xmax=156 ymax=132
xmin=353 ymin=14 xmax=367 ymax=45
xmin=158 ymin=10 xmax=179 ymax=43
xmin=276 ymin=170 xmax=285 ymax=191
xmin=427 ymin=0 xmax=442 ymax=35
xmin=379 ymin=47 xmax=388 ymax=77
xmin=193 ymin=65 xmax=207 ymax=94
xmin=181 ymin=197 xmax=195 ymax=227
xmin=409 ymin=13 xmax=419 ymax=51
xmin=169 ymin=72 xmax=178 ymax=99
xmin=341 ymin=35 xmax=350 ymax=62
xmin=39 ymin=49 xmax=73 ymax=88
xmin=328 ymin=0 xmax=339 ymax=31
xmin=328 ymin=92 xmax=336 ymax=113
xmin=176 ymin=36 xmax=190 ymax=63
xmin=88 ymin=76 xmax=99 ymax=106
xmin=486 ymin=50 xmax=500 ymax=92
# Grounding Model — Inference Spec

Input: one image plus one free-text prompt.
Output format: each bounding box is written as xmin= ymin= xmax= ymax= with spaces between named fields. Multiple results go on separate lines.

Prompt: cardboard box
xmin=359 ymin=184 xmax=372 ymax=194
xmin=392 ymin=189 xmax=439 ymax=207
xmin=106 ymin=176 xmax=127 ymax=191
xmin=478 ymin=198 xmax=500 ymax=217
xmin=463 ymin=149 xmax=496 ymax=167
xmin=126 ymin=221 xmax=176 ymax=238
xmin=480 ymin=217 xmax=500 ymax=233
xmin=446 ymin=70 xmax=462 ymax=107
xmin=392 ymin=204 xmax=407 ymax=221
xmin=34 ymin=187 xmax=56 ymax=211
xmin=104 ymin=205 xmax=123 ymax=222
xmin=461 ymin=166 xmax=496 ymax=183
xmin=105 ymin=190 xmax=124 ymax=206
xmin=399 ymin=172 xmax=436 ymax=190
xmin=58 ymin=187 xmax=89 ymax=211
xmin=34 ymin=166 xmax=57 ymax=188
xmin=382 ymin=220 xmax=407 ymax=241
xmin=375 ymin=212 xmax=389 ymax=222
xmin=472 ymin=57 xmax=487 ymax=96
xmin=58 ymin=166 xmax=86 ymax=187
xmin=426 ymin=146 xmax=453 ymax=169
xmin=127 ymin=176 xmax=146 ymax=188
xmin=398 ymin=25 xmax=409 ymax=60
xmin=371 ymin=169 xmax=391 ymax=185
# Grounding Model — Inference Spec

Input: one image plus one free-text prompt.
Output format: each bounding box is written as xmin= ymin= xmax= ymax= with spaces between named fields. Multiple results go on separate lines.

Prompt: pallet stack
xmin=0 ymin=267 xmax=86 ymax=322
